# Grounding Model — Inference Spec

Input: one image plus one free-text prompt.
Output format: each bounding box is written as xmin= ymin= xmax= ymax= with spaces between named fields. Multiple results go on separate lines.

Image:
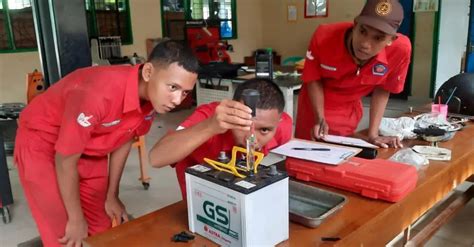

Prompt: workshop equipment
xmin=286 ymin=157 xmax=418 ymax=202
xmin=289 ymin=180 xmax=346 ymax=228
xmin=0 ymin=135 xmax=13 ymax=224
xmin=414 ymin=127 xmax=449 ymax=147
xmin=242 ymin=89 xmax=260 ymax=176
xmin=185 ymin=21 xmax=231 ymax=64
xmin=0 ymin=103 xmax=25 ymax=154
xmin=255 ymin=49 xmax=273 ymax=78
xmin=186 ymin=162 xmax=288 ymax=246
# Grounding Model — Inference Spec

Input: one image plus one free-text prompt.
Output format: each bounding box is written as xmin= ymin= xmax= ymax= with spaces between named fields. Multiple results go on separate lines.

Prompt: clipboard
xmin=270 ymin=138 xmax=361 ymax=165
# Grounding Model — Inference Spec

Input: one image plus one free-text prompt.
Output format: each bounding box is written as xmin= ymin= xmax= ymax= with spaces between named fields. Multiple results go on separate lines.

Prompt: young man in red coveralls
xmin=14 ymin=40 xmax=199 ymax=247
xmin=295 ymin=0 xmax=411 ymax=148
xmin=149 ymin=78 xmax=292 ymax=199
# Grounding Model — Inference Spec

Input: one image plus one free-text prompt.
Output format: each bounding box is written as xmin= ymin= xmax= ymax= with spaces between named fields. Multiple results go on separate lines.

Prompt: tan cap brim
xmin=355 ymin=15 xmax=397 ymax=35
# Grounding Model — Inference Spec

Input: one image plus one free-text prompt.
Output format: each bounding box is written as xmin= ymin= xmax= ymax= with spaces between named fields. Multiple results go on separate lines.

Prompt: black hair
xmin=233 ymin=78 xmax=285 ymax=113
xmin=148 ymin=39 xmax=199 ymax=74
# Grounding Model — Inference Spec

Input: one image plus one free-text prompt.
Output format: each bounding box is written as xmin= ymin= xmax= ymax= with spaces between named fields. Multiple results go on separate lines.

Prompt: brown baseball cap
xmin=355 ymin=0 xmax=404 ymax=35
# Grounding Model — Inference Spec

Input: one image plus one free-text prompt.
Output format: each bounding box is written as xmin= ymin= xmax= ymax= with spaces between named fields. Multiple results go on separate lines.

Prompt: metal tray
xmin=289 ymin=180 xmax=347 ymax=228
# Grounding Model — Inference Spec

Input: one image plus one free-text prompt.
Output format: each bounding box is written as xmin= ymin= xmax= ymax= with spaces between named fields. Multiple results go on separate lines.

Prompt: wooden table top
xmin=85 ymin=120 xmax=474 ymax=247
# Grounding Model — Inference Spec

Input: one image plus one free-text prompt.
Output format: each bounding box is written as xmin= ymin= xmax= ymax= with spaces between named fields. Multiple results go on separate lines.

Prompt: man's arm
xmin=368 ymin=87 xmax=403 ymax=148
xmin=105 ymin=140 xmax=133 ymax=224
xmin=307 ymin=80 xmax=328 ymax=138
xmin=55 ymin=153 xmax=88 ymax=246
xmin=150 ymin=100 xmax=252 ymax=168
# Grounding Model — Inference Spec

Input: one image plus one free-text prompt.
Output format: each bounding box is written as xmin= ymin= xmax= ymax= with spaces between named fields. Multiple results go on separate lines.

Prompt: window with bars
xmin=85 ymin=0 xmax=133 ymax=45
xmin=0 ymin=0 xmax=37 ymax=52
xmin=0 ymin=0 xmax=133 ymax=53
xmin=161 ymin=0 xmax=237 ymax=40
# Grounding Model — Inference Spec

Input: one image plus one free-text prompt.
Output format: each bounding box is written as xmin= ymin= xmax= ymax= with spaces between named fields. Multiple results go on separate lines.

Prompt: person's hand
xmin=105 ymin=196 xmax=129 ymax=226
xmin=58 ymin=218 xmax=88 ymax=247
xmin=369 ymin=135 xmax=403 ymax=149
xmin=312 ymin=118 xmax=329 ymax=140
xmin=211 ymin=99 xmax=253 ymax=134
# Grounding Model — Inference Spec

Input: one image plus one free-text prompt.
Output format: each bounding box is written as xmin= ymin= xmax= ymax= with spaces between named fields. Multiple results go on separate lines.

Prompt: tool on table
xmin=172 ymin=231 xmax=195 ymax=243
xmin=242 ymin=89 xmax=260 ymax=176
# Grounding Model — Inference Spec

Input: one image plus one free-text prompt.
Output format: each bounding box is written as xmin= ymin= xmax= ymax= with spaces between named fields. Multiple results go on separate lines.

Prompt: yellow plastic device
xmin=204 ymin=146 xmax=264 ymax=178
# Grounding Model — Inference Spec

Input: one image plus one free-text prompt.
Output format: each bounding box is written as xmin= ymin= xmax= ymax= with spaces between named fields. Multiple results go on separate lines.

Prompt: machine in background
xmin=185 ymin=20 xmax=232 ymax=65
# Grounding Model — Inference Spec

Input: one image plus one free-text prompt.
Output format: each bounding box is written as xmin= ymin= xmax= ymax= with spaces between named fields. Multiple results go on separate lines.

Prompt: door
xmin=392 ymin=0 xmax=414 ymax=100
xmin=465 ymin=0 xmax=474 ymax=72
xmin=434 ymin=0 xmax=470 ymax=94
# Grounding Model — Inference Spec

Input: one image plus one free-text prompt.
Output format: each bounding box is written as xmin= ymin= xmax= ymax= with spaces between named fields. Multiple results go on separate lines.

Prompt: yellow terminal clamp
xmin=204 ymin=146 xmax=264 ymax=178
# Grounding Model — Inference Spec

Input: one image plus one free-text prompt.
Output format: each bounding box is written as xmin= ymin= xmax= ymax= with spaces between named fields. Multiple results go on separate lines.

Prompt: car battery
xmin=286 ymin=157 xmax=418 ymax=202
xmin=186 ymin=163 xmax=289 ymax=247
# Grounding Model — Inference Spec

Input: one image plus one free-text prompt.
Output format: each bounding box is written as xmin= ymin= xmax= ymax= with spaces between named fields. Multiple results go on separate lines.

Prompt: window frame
xmin=161 ymin=0 xmax=237 ymax=40
xmin=85 ymin=0 xmax=133 ymax=45
xmin=0 ymin=0 xmax=38 ymax=53
xmin=0 ymin=0 xmax=134 ymax=53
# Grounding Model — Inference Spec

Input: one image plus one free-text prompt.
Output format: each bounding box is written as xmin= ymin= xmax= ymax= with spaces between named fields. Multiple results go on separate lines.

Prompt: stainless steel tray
xmin=289 ymin=180 xmax=347 ymax=228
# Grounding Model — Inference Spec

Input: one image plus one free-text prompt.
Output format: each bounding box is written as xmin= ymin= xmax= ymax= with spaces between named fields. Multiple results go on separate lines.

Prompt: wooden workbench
xmin=85 ymin=122 xmax=474 ymax=247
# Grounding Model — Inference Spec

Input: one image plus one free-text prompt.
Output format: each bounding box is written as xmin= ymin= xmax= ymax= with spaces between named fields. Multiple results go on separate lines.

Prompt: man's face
xmin=351 ymin=23 xmax=395 ymax=61
xmin=232 ymin=108 xmax=281 ymax=150
xmin=145 ymin=62 xmax=197 ymax=114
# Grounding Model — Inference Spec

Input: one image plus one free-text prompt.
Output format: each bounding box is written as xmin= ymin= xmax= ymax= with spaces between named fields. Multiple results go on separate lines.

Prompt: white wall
xmin=434 ymin=0 xmax=470 ymax=94
xmin=0 ymin=52 xmax=41 ymax=103
xmin=0 ymin=0 xmax=445 ymax=103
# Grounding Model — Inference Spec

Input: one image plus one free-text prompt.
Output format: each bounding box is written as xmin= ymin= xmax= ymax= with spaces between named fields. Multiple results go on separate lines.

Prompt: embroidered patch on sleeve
xmin=372 ymin=63 xmax=388 ymax=76
xmin=77 ymin=113 xmax=93 ymax=127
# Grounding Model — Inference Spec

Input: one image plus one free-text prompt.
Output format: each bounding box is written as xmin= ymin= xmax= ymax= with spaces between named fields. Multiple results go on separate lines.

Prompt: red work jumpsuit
xmin=174 ymin=102 xmax=293 ymax=199
xmin=295 ymin=22 xmax=411 ymax=140
xmin=14 ymin=65 xmax=154 ymax=246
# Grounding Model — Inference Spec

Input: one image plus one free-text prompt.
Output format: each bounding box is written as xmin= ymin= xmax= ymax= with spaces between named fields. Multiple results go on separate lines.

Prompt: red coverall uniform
xmin=174 ymin=102 xmax=293 ymax=199
xmin=14 ymin=65 xmax=154 ymax=246
xmin=295 ymin=22 xmax=411 ymax=139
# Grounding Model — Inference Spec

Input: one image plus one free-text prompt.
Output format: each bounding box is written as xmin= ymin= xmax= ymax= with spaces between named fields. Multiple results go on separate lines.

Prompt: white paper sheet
xmin=322 ymin=135 xmax=378 ymax=149
xmin=270 ymin=139 xmax=360 ymax=165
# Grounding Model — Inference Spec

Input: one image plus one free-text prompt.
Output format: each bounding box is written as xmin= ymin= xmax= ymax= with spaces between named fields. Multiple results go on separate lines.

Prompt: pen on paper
xmin=292 ymin=147 xmax=331 ymax=151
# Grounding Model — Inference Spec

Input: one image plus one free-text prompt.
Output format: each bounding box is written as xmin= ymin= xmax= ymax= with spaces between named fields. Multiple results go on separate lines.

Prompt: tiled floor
xmin=1 ymin=98 xmax=473 ymax=247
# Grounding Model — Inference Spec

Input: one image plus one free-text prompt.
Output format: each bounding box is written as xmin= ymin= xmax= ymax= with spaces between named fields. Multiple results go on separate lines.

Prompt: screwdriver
xmin=242 ymin=89 xmax=260 ymax=175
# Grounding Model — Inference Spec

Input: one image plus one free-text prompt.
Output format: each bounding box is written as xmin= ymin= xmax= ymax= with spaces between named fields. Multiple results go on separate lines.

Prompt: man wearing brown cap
xmin=295 ymin=0 xmax=411 ymax=148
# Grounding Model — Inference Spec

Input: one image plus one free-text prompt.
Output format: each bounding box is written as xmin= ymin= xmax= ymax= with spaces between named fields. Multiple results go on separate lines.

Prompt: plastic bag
xmin=389 ymin=148 xmax=429 ymax=169
xmin=414 ymin=113 xmax=450 ymax=129
xmin=379 ymin=117 xmax=417 ymax=140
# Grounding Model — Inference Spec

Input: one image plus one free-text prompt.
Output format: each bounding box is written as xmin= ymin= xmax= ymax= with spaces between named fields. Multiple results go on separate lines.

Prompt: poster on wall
xmin=288 ymin=4 xmax=297 ymax=22
xmin=305 ymin=0 xmax=328 ymax=18
xmin=413 ymin=0 xmax=438 ymax=12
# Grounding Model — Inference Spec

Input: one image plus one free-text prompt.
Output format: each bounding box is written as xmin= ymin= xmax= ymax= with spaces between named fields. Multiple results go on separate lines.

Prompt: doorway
xmin=432 ymin=0 xmax=470 ymax=95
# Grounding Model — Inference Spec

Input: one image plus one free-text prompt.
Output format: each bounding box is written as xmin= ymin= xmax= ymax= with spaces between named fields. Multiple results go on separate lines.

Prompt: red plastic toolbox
xmin=285 ymin=157 xmax=418 ymax=202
